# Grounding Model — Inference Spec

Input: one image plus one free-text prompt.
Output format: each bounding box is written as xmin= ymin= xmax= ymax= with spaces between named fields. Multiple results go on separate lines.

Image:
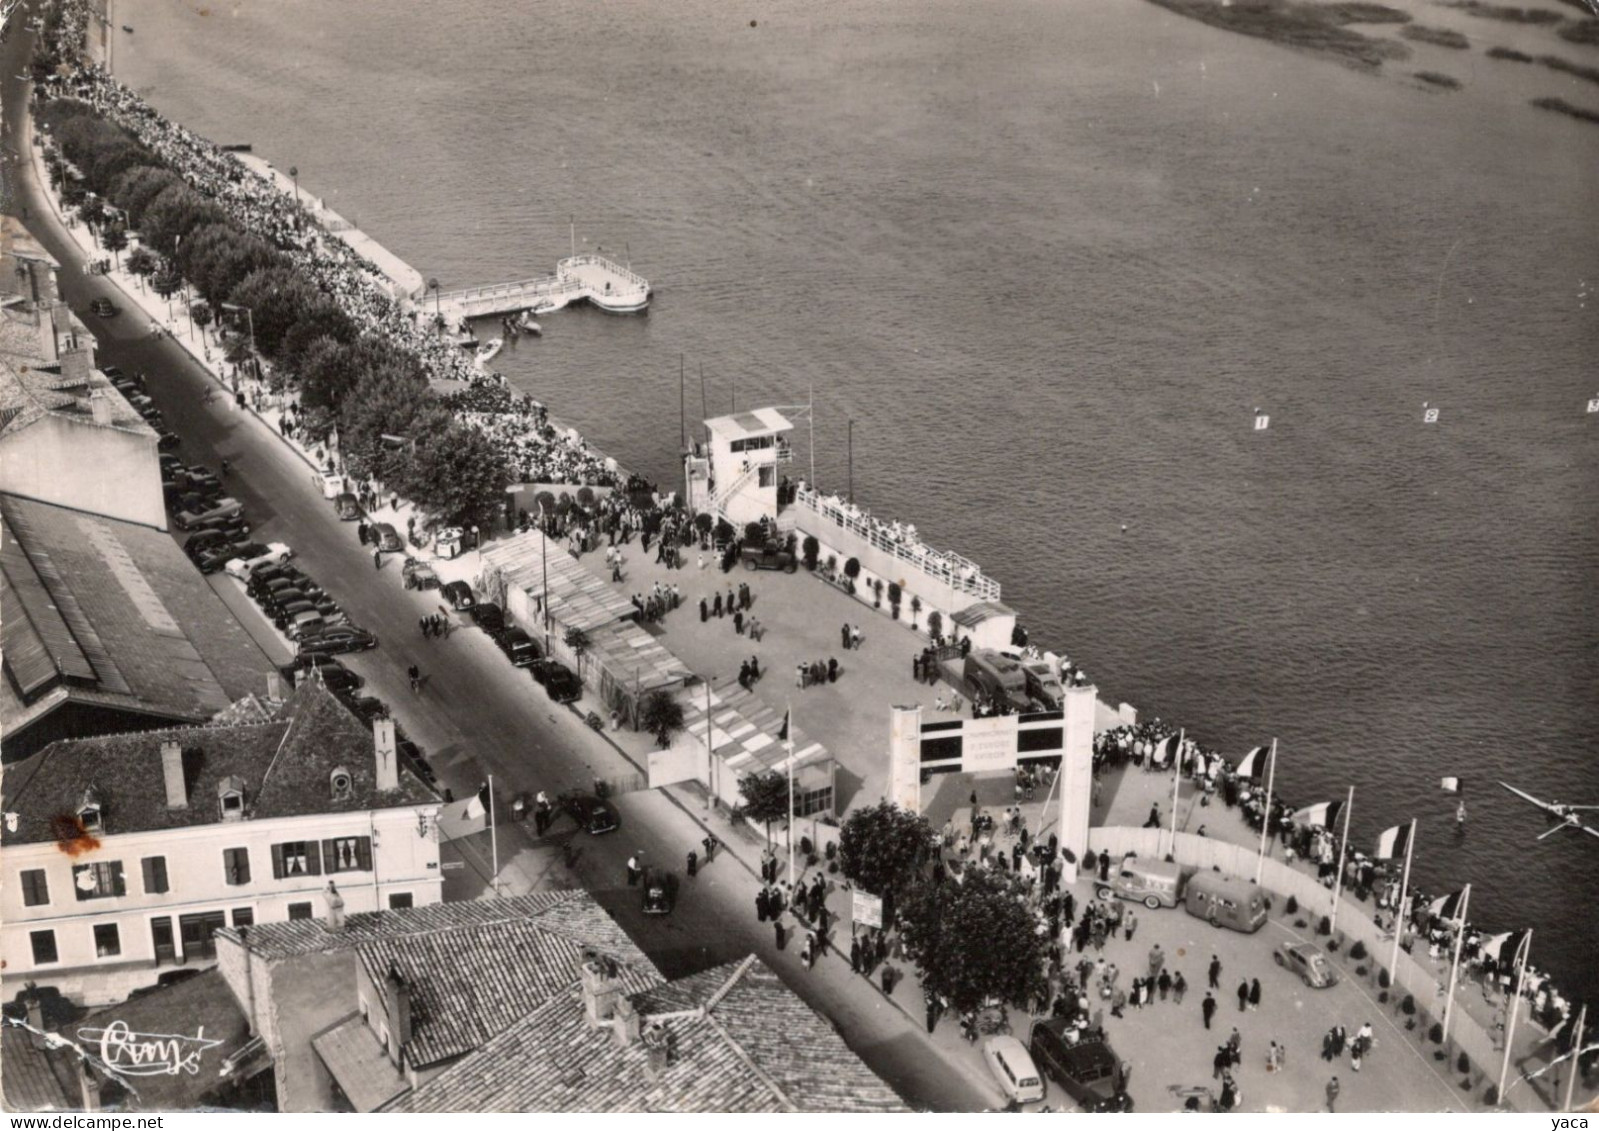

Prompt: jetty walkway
xmin=433 ymin=255 xmax=651 ymax=323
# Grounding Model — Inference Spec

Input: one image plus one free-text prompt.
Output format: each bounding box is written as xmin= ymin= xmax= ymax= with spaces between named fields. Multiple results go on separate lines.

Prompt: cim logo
xmin=77 ymin=1021 xmax=222 ymax=1076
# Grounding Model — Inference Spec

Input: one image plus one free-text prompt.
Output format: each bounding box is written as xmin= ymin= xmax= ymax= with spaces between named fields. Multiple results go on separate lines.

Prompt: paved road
xmin=0 ymin=27 xmax=995 ymax=1112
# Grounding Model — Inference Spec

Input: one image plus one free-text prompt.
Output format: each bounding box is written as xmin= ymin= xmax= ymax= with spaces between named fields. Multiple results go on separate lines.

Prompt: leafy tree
xmin=802 ymin=534 xmax=819 ymax=570
xmin=227 ymin=265 xmax=320 ymax=358
xmin=400 ymin=420 xmax=510 ymax=532
xmin=738 ymin=770 xmax=791 ymax=844
xmin=693 ymin=512 xmax=713 ymax=538
xmin=640 ymin=690 xmax=685 ymax=747
xmin=844 ymin=557 xmax=861 ymax=580
xmin=101 ymin=223 xmax=128 ymax=267
xmin=563 ymin=626 xmax=590 ymax=660
xmin=152 ymin=266 xmax=183 ymax=300
xmin=837 ymin=800 xmax=930 ymax=900
xmin=898 ymin=868 xmax=1048 ymax=1016
xmin=107 ymin=165 xmax=183 ymax=228
xmin=296 ymin=337 xmax=363 ymax=418
xmin=191 ymin=301 xmax=213 ymax=334
xmin=745 ymin=521 xmax=766 ymax=544
xmin=125 ymin=246 xmax=157 ymax=290
xmin=139 ymin=182 xmax=226 ymax=258
xmin=575 ymin=486 xmax=595 ymax=507
xmin=179 ymin=224 xmax=282 ymax=307
xmin=714 ymin=517 xmax=734 ymax=545
xmin=338 ymin=363 xmax=430 ymax=480
xmin=927 ymin=609 xmax=943 ymax=640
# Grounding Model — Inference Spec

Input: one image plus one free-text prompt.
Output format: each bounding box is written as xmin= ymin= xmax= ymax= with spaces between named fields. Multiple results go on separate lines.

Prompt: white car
xmin=983 ymin=1035 xmax=1046 ymax=1105
xmin=224 ymin=542 xmax=293 ymax=579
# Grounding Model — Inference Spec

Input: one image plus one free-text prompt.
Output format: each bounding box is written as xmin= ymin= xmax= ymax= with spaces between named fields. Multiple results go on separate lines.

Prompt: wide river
xmin=115 ymin=0 xmax=1597 ymax=999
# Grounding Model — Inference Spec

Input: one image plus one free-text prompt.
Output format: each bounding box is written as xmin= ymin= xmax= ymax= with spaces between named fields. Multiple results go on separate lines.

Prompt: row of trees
xmin=38 ymin=98 xmax=511 ymax=532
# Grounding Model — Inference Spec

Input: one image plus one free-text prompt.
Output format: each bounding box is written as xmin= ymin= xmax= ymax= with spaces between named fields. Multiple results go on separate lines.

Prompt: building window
xmin=223 ymin=848 xmax=251 ymax=886
xmin=272 ymin=841 xmax=321 ymax=879
xmin=232 ymin=908 xmax=254 ymax=928
xmin=322 ymin=836 xmax=372 ymax=874
xmin=93 ymin=923 xmax=121 ymax=958
xmin=287 ymin=902 xmax=313 ymax=921
xmin=21 ymin=869 xmax=49 ymax=907
xmin=30 ymin=930 xmax=58 ymax=965
xmin=388 ymin=892 xmax=413 ymax=910
xmin=72 ymin=860 xmax=126 ymax=901
xmin=178 ymin=911 xmax=226 ymax=961
xmin=219 ymin=790 xmax=244 ymax=819
xmin=794 ymin=785 xmax=833 ymax=819
xmin=141 ymin=856 xmax=169 ymax=895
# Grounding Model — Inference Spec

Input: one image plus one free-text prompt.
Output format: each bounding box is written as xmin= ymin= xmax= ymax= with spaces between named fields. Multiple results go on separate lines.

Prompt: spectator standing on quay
xmin=1326 ymin=1076 xmax=1341 ymax=1112
xmin=1201 ymin=992 xmax=1217 ymax=1029
xmin=1209 ymin=954 xmax=1223 ymax=989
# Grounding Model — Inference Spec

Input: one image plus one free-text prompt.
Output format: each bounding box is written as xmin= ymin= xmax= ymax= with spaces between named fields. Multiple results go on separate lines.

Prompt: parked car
xmin=740 ymin=541 xmax=797 ymax=573
xmin=371 ymin=522 xmax=403 ymax=552
xmin=1027 ymin=1020 xmax=1130 ymax=1112
xmin=469 ymin=601 xmax=506 ymax=638
xmin=1274 ymin=941 xmax=1339 ymax=988
xmin=172 ymin=496 xmax=243 ymax=531
xmin=158 ymin=453 xmax=184 ymax=481
xmin=224 ymin=542 xmax=293 ymax=579
xmin=1021 ymin=659 xmax=1065 ymax=710
xmin=309 ymin=664 xmax=364 ymax=694
xmin=156 ymin=431 xmax=181 ymax=451
xmin=982 ymin=1036 xmax=1046 ymax=1106
xmin=560 ymin=792 xmax=619 ymax=835
xmin=963 ymin=649 xmax=1033 ymax=712
xmin=178 ymin=465 xmax=221 ymax=493
xmin=499 ymin=627 xmax=540 ymax=667
xmin=275 ymin=601 xmax=320 ymax=632
xmin=297 ymin=625 xmax=378 ymax=656
xmin=334 ymin=493 xmax=362 ymax=521
xmin=337 ymin=693 xmax=388 ymax=725
xmin=541 ymin=661 xmax=582 ymax=704
xmin=1096 ymin=858 xmax=1187 ymax=910
xmin=442 ymin=580 xmax=475 ymax=611
xmin=641 ymin=867 xmax=676 ymax=915
xmin=1183 ymin=873 xmax=1267 ymax=934
xmin=277 ymin=654 xmax=348 ymax=684
xmin=89 ymin=297 xmax=117 ymax=318
xmin=99 ymin=365 xmax=124 ymax=380
xmin=248 ymin=566 xmax=300 ymax=598
xmin=193 ymin=539 xmax=264 ymax=575
xmin=396 ymin=736 xmax=437 ymax=785
xmin=188 ymin=512 xmax=250 ymax=539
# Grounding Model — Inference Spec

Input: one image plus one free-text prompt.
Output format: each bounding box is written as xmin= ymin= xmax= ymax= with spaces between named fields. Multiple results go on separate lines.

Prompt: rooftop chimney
xmin=382 ymin=961 xmax=412 ymax=1058
xmin=266 ymin=672 xmax=283 ymax=701
xmin=78 ymin=1061 xmax=101 ymax=1113
xmin=325 ymin=881 xmax=346 ymax=932
xmin=88 ymin=390 xmax=113 ymax=426
xmin=373 ymin=717 xmax=398 ymax=792
xmin=582 ymin=954 xmax=622 ymax=1028
xmin=612 ymin=997 xmax=641 ymax=1049
xmin=161 ymin=742 xmax=188 ymax=810
xmin=643 ymin=1025 xmax=670 ymax=1079
xmin=24 ymin=992 xmax=47 ymax=1051
xmin=60 ymin=345 xmax=92 ymax=386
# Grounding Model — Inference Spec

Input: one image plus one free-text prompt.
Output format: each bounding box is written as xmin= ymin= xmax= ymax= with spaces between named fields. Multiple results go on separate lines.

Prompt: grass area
xmin=1557 ymin=19 xmax=1599 ymax=44
xmin=1540 ymin=52 xmax=1599 ymax=83
xmin=1436 ymin=1 xmax=1564 ymax=23
xmin=1532 ymin=94 xmax=1599 ymax=120
xmin=1415 ymin=69 xmax=1465 ymax=85
xmin=1486 ymin=44 xmax=1537 ymax=58
xmin=1402 ymin=23 xmax=1474 ymax=45
xmin=1326 ymin=2 xmax=1413 ymax=22
xmin=1143 ymin=0 xmax=1411 ymax=68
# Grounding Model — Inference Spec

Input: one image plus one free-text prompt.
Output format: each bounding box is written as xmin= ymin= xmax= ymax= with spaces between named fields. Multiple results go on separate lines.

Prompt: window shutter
xmin=356 ymin=837 xmax=372 ymax=871
xmin=322 ymin=839 xmax=338 ymax=872
xmin=22 ymin=870 xmax=48 ymax=906
xmin=271 ymin=843 xmax=285 ymax=880
xmin=306 ymin=842 xmax=322 ymax=876
xmin=142 ymin=857 xmax=166 ymax=894
xmin=112 ymin=862 xmax=127 ymax=897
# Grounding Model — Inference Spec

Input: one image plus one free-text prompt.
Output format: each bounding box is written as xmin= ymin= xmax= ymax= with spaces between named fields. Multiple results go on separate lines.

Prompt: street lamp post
xmin=288 ymin=166 xmax=300 ymax=227
xmin=428 ymin=278 xmax=441 ymax=329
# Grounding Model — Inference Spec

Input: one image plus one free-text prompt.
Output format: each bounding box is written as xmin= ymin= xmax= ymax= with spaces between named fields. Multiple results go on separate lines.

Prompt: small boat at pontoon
xmin=519 ymin=311 xmax=542 ymax=335
xmin=475 ymin=338 xmax=504 ymax=366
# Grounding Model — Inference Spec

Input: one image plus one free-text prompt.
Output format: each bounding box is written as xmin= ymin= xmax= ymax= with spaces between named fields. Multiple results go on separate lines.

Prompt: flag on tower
xmin=1236 ymin=745 xmax=1270 ymax=782
xmin=1428 ymin=889 xmax=1466 ymax=922
xmin=1292 ymin=799 xmax=1344 ymax=829
xmin=1439 ymin=777 xmax=1463 ymax=794
xmin=1374 ymin=823 xmax=1412 ymax=860
xmin=1481 ymin=930 xmax=1529 ymax=966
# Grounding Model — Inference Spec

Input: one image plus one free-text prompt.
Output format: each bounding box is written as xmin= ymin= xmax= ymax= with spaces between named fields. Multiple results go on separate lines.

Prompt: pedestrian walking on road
xmin=626 ymin=853 xmax=641 ymax=886
xmin=1124 ymin=910 xmax=1138 ymax=941
xmin=774 ymin=919 xmax=786 ymax=950
xmin=1158 ymin=970 xmax=1173 ymax=1001
xmin=1173 ymin=972 xmax=1187 ymax=1004
xmin=850 ymin=936 xmax=862 ymax=973
xmin=374 ymin=549 xmax=383 ymax=570
xmin=702 ymin=835 xmax=718 ymax=863
xmin=1249 ymin=978 xmax=1262 ymax=1011
xmin=756 ymin=889 xmax=769 ymax=922
xmin=1202 ymin=992 xmax=1217 ymax=1030
xmin=1237 ymin=979 xmax=1250 ymax=1012
xmin=1209 ymin=954 xmax=1223 ymax=989
xmin=686 ymin=850 xmax=697 ymax=878
xmin=1326 ymin=1076 xmax=1341 ymax=1112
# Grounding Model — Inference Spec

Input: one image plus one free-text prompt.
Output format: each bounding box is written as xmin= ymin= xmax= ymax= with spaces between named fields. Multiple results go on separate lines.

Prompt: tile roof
xmin=478 ymin=530 xmax=636 ymax=633
xmin=0 ymin=494 xmax=277 ymax=738
xmin=387 ymin=956 xmax=907 ymax=1113
xmin=1 ymin=679 xmax=435 ymax=847
xmin=704 ymin=408 xmax=792 ymax=441
xmin=66 ymin=971 xmax=255 ymax=1112
xmin=676 ymin=679 xmax=832 ymax=778
xmin=1 ymin=1023 xmax=79 ymax=1112
xmin=585 ymin=618 xmax=693 ymax=698
xmin=950 ymin=599 xmax=1018 ymax=627
xmin=0 ymin=353 xmax=151 ymax=439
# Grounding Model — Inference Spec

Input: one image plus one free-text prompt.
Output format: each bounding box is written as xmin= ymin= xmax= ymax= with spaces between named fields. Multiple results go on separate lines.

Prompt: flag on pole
xmin=1151 ymin=733 xmax=1180 ymax=768
xmin=1292 ymin=799 xmax=1344 ymax=828
xmin=777 ymin=708 xmax=790 ymax=743
xmin=1236 ymin=745 xmax=1270 ymax=781
xmin=1481 ymin=930 xmax=1529 ymax=966
xmin=1428 ymin=889 xmax=1466 ymax=922
xmin=1373 ymin=823 xmax=1412 ymax=860
xmin=1439 ymin=777 xmax=1463 ymax=794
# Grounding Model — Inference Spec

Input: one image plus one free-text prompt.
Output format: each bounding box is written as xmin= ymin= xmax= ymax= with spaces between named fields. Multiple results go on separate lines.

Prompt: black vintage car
xmin=740 ymin=541 xmax=798 ymax=573
xmin=560 ymin=792 xmax=619 ymax=835
xmin=641 ymin=867 xmax=677 ymax=915
xmin=442 ymin=580 xmax=476 ymax=611
xmin=469 ymin=601 xmax=506 ymax=639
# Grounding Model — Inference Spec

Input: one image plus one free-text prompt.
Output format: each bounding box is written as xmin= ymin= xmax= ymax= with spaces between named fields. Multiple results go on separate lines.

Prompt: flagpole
xmin=1441 ymin=884 xmax=1471 ymax=1045
xmin=1036 ymin=761 xmax=1061 ymax=841
xmin=1498 ymin=929 xmax=1533 ymax=1103
xmin=488 ymin=775 xmax=499 ymax=898
xmin=1254 ymin=739 xmax=1278 ymax=885
xmin=1329 ymin=786 xmax=1354 ymax=934
xmin=1388 ymin=818 xmax=1417 ymax=979
xmin=1562 ymin=1002 xmax=1586 ymax=1113
xmin=704 ymin=679 xmax=714 ymax=814
xmin=1167 ymin=729 xmax=1184 ymax=855
xmin=786 ymin=701 xmax=796 ymax=882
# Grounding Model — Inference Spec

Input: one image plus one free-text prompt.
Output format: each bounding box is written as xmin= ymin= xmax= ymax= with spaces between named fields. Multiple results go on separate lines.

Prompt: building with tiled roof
xmin=0 ymin=679 xmax=442 ymax=1008
xmin=1 ymin=492 xmax=278 ymax=761
xmin=212 ymin=892 xmax=661 ymax=1113
xmin=387 ymin=954 xmax=908 ymax=1113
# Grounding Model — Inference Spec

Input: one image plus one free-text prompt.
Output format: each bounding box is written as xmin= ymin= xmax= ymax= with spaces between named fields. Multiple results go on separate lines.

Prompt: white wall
xmin=0 ymin=415 xmax=166 ymax=529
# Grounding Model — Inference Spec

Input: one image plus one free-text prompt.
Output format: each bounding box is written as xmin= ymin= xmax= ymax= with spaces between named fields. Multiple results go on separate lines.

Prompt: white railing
xmin=793 ymin=486 xmax=1000 ymax=600
xmin=558 ymin=254 xmax=650 ymax=291
xmin=438 ymin=276 xmax=583 ymax=307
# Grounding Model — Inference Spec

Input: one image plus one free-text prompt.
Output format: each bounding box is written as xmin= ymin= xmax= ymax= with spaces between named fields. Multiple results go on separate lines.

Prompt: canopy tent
xmin=586 ymin=619 xmax=694 ymax=730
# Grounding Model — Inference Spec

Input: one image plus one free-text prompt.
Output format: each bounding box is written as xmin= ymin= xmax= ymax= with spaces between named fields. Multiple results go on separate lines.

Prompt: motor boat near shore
xmin=519 ymin=311 xmax=542 ymax=336
xmin=475 ymin=337 xmax=504 ymax=366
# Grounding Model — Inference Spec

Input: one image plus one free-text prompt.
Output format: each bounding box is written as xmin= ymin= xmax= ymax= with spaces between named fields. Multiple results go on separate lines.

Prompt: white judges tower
xmin=684 ymin=408 xmax=795 ymax=530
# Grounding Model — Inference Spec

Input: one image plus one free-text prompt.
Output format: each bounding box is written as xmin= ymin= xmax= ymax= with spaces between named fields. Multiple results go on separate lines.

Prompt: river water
xmin=115 ymin=0 xmax=1597 ymax=998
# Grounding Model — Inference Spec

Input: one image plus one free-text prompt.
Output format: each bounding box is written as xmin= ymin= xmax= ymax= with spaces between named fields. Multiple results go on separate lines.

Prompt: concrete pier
xmin=433 ymin=255 xmax=650 ymax=323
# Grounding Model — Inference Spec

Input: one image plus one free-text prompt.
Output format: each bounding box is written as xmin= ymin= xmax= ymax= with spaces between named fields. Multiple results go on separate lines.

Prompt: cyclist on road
xmin=408 ymin=664 xmax=421 ymax=693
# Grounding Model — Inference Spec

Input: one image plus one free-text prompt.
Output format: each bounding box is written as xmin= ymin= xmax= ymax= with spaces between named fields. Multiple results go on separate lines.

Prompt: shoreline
xmin=41 ymin=0 xmax=1597 ymax=1037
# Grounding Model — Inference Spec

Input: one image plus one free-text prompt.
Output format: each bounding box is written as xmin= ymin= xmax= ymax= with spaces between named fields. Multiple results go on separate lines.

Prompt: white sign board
xmin=852 ymin=890 xmax=884 ymax=930
xmin=963 ymin=715 xmax=1019 ymax=769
